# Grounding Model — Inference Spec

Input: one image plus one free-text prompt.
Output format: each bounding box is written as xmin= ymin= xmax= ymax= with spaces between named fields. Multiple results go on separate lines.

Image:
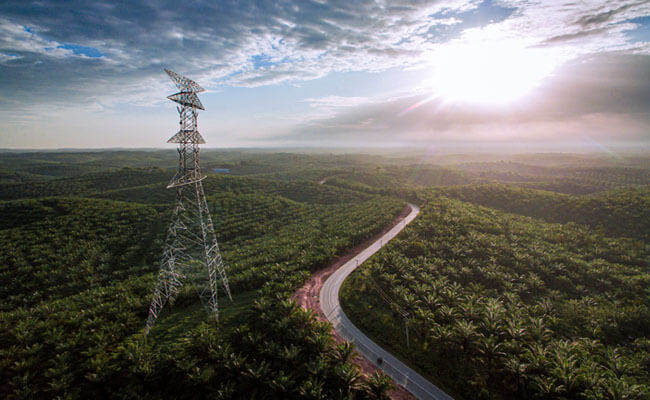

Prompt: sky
xmin=0 ymin=0 xmax=649 ymax=150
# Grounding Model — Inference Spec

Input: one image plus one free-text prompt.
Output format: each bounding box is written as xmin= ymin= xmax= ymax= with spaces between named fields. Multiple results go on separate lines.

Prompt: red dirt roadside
xmin=292 ymin=205 xmax=415 ymax=400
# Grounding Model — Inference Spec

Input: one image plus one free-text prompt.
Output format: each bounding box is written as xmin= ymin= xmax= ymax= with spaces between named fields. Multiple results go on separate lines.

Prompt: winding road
xmin=320 ymin=203 xmax=454 ymax=400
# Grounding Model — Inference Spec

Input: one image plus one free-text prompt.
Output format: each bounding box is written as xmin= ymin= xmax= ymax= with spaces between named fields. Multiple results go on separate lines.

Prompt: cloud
xmin=304 ymin=95 xmax=371 ymax=109
xmin=293 ymin=95 xmax=375 ymax=122
xmin=0 ymin=1 xmax=494 ymax=108
xmin=574 ymin=2 xmax=643 ymax=27
xmin=496 ymin=0 xmax=650 ymax=52
xmin=1 ymin=1 xmax=648 ymax=98
xmin=0 ymin=52 xmax=21 ymax=63
xmin=0 ymin=0 xmax=649 ymax=148
xmin=283 ymin=53 xmax=650 ymax=145
xmin=0 ymin=19 xmax=71 ymax=58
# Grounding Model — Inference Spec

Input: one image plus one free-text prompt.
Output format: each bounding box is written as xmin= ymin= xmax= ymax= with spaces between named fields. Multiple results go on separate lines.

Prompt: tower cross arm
xmin=165 ymin=68 xmax=205 ymax=93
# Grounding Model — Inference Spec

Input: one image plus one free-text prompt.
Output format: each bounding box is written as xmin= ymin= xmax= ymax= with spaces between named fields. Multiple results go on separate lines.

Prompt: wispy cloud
xmin=285 ymin=53 xmax=650 ymax=145
xmin=1 ymin=1 xmax=649 ymax=102
xmin=304 ymin=95 xmax=370 ymax=109
xmin=0 ymin=1 xmax=492 ymax=107
xmin=0 ymin=18 xmax=107 ymax=60
xmin=0 ymin=0 xmax=648 ymax=148
xmin=0 ymin=51 xmax=21 ymax=63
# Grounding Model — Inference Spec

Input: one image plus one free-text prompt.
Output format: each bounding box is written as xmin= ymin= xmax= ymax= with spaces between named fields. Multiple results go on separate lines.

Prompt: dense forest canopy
xmin=341 ymin=188 xmax=649 ymax=398
xmin=0 ymin=150 xmax=648 ymax=399
xmin=0 ymin=151 xmax=406 ymax=399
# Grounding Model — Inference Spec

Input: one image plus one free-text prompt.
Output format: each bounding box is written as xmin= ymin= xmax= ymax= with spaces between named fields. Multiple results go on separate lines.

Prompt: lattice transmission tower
xmin=145 ymin=69 xmax=231 ymax=334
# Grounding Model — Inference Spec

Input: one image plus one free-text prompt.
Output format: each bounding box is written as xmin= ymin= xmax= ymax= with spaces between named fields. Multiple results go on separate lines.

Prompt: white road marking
xmin=320 ymin=203 xmax=454 ymax=400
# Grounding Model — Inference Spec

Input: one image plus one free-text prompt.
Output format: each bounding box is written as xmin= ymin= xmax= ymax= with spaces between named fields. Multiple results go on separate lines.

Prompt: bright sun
xmin=430 ymin=41 xmax=564 ymax=105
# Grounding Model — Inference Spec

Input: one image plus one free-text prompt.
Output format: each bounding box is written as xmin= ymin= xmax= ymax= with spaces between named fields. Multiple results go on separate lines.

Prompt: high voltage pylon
xmin=145 ymin=69 xmax=231 ymax=334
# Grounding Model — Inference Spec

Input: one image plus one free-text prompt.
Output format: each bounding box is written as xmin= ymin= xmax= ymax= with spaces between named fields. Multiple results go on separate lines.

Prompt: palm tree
xmin=527 ymin=316 xmax=552 ymax=343
xmin=412 ymin=307 xmax=434 ymax=334
xmin=334 ymin=342 xmax=356 ymax=364
xmin=269 ymin=371 xmax=293 ymax=394
xmin=603 ymin=348 xmax=628 ymax=379
xmin=503 ymin=355 xmax=528 ymax=399
xmin=430 ymin=324 xmax=455 ymax=357
xmin=550 ymin=345 xmax=579 ymax=397
xmin=602 ymin=376 xmax=645 ymax=400
xmin=296 ymin=377 xmax=326 ymax=400
xmin=363 ymin=371 xmax=394 ymax=400
xmin=503 ymin=319 xmax=526 ymax=354
xmin=423 ymin=293 xmax=442 ymax=313
xmin=401 ymin=291 xmax=420 ymax=310
xmin=477 ymin=334 xmax=506 ymax=372
xmin=481 ymin=298 xmax=505 ymax=337
xmin=436 ymin=304 xmax=459 ymax=324
xmin=531 ymin=374 xmax=559 ymax=399
xmin=454 ymin=319 xmax=479 ymax=356
xmin=523 ymin=342 xmax=549 ymax=376
xmin=335 ymin=364 xmax=361 ymax=395
xmin=459 ymin=295 xmax=481 ymax=321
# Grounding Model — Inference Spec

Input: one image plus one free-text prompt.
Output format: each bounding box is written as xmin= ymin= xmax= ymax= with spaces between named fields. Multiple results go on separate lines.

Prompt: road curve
xmin=320 ymin=203 xmax=454 ymax=400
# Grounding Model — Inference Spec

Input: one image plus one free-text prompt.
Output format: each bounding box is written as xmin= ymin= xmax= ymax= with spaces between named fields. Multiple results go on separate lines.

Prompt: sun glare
xmin=430 ymin=41 xmax=564 ymax=105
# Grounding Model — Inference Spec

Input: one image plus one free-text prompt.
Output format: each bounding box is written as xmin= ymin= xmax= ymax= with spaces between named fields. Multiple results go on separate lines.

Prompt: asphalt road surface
xmin=320 ymin=203 xmax=454 ymax=400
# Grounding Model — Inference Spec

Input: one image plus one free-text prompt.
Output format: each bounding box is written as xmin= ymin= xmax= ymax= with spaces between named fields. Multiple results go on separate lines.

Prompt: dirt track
xmin=292 ymin=205 xmax=415 ymax=400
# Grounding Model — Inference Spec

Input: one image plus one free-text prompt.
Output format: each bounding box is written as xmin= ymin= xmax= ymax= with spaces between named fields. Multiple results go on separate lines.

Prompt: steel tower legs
xmin=145 ymin=181 xmax=232 ymax=334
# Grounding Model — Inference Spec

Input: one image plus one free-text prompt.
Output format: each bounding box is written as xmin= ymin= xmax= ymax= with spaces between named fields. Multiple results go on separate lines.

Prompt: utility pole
xmin=404 ymin=315 xmax=410 ymax=348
